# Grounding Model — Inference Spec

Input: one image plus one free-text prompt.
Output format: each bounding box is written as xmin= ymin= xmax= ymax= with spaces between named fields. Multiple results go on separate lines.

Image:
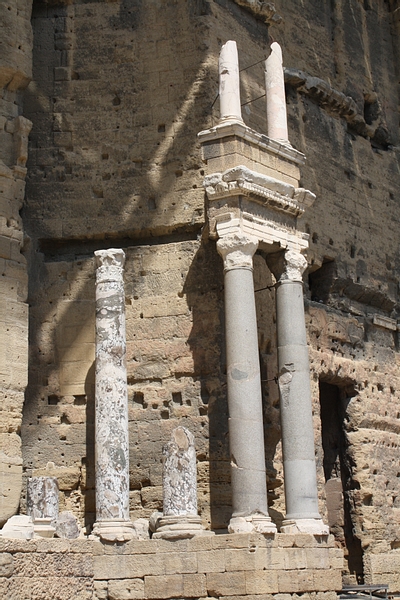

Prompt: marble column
xmin=92 ymin=249 xmax=135 ymax=542
xmin=219 ymin=40 xmax=244 ymax=123
xmin=153 ymin=427 xmax=212 ymax=539
xmin=26 ymin=477 xmax=58 ymax=538
xmin=265 ymin=42 xmax=289 ymax=143
xmin=273 ymin=250 xmax=328 ymax=534
xmin=217 ymin=233 xmax=276 ymax=534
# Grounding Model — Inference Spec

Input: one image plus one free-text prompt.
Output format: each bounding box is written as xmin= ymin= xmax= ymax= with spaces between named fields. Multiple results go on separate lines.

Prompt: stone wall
xmin=0 ymin=533 xmax=344 ymax=600
xmin=8 ymin=0 xmax=400 ymax=591
xmin=0 ymin=0 xmax=33 ymax=525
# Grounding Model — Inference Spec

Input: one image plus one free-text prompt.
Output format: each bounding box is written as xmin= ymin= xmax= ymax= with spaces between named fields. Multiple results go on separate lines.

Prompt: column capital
xmin=217 ymin=233 xmax=258 ymax=271
xmin=268 ymin=249 xmax=307 ymax=282
xmin=95 ymin=248 xmax=125 ymax=270
xmin=95 ymin=249 xmax=125 ymax=283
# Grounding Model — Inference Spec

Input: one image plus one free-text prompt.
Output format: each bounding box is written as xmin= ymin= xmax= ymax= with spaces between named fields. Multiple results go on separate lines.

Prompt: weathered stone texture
xmin=0 ymin=533 xmax=343 ymax=599
xmin=0 ymin=0 xmax=32 ymax=526
xmin=7 ymin=0 xmax=400 ymax=592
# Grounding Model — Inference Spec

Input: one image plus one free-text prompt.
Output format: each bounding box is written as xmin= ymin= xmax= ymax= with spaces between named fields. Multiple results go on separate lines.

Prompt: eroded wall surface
xmin=18 ymin=0 xmax=400 ymax=590
xmin=0 ymin=0 xmax=32 ymax=526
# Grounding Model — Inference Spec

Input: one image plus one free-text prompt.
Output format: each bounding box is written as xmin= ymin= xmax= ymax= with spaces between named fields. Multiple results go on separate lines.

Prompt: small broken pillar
xmin=26 ymin=476 xmax=58 ymax=538
xmin=92 ymin=248 xmax=135 ymax=542
xmin=265 ymin=42 xmax=289 ymax=143
xmin=217 ymin=233 xmax=277 ymax=534
xmin=153 ymin=427 xmax=212 ymax=539
xmin=219 ymin=40 xmax=244 ymax=124
xmin=273 ymin=250 xmax=328 ymax=534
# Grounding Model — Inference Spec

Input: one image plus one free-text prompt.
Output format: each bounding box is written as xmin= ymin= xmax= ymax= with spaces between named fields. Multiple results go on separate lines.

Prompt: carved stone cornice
xmin=204 ymin=165 xmax=315 ymax=217
xmin=232 ymin=0 xmax=282 ymax=24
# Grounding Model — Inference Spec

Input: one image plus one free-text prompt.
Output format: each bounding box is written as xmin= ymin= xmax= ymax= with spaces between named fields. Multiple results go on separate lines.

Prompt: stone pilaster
xmin=92 ymin=249 xmax=135 ymax=542
xmin=217 ymin=233 xmax=276 ymax=534
xmin=154 ymin=427 xmax=212 ymax=539
xmin=271 ymin=250 xmax=328 ymax=534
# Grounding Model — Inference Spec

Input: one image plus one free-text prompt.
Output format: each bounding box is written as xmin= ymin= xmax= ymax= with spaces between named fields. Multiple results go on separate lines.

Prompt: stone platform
xmin=0 ymin=533 xmax=344 ymax=600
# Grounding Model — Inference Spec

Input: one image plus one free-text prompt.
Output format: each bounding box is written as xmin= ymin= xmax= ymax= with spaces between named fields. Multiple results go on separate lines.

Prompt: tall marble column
xmin=265 ymin=42 xmax=289 ymax=143
xmin=219 ymin=40 xmax=244 ymax=123
xmin=217 ymin=233 xmax=276 ymax=534
xmin=92 ymin=249 xmax=135 ymax=542
xmin=273 ymin=250 xmax=328 ymax=534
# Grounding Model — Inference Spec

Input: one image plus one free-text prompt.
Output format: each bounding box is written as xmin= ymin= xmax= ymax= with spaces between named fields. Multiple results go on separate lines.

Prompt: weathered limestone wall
xmin=0 ymin=0 xmax=33 ymax=525
xmin=0 ymin=533 xmax=343 ymax=600
xmin=17 ymin=0 xmax=400 ymax=590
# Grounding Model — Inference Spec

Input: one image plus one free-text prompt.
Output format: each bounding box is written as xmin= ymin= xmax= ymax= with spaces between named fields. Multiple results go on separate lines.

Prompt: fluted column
xmin=219 ymin=40 xmax=244 ymax=124
xmin=265 ymin=42 xmax=289 ymax=143
xmin=92 ymin=249 xmax=135 ymax=542
xmin=217 ymin=233 xmax=276 ymax=534
xmin=273 ymin=250 xmax=328 ymax=534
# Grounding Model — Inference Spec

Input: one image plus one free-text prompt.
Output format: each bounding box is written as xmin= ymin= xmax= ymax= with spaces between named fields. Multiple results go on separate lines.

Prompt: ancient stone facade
xmin=0 ymin=0 xmax=400 ymax=597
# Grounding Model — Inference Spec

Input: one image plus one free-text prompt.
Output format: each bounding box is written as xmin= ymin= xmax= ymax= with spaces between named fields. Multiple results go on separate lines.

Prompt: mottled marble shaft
xmin=162 ymin=427 xmax=197 ymax=516
xmin=26 ymin=477 xmax=59 ymax=521
xmin=217 ymin=233 xmax=271 ymax=521
xmin=275 ymin=250 xmax=321 ymax=520
xmin=219 ymin=40 xmax=243 ymax=123
xmin=94 ymin=249 xmax=130 ymax=523
xmin=265 ymin=42 xmax=289 ymax=143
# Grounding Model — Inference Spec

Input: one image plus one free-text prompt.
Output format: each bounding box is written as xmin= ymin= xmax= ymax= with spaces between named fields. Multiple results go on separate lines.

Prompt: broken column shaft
xmin=274 ymin=250 xmax=328 ymax=534
xmin=92 ymin=248 xmax=134 ymax=542
xmin=265 ymin=42 xmax=289 ymax=143
xmin=217 ymin=233 xmax=276 ymax=534
xmin=219 ymin=40 xmax=243 ymax=123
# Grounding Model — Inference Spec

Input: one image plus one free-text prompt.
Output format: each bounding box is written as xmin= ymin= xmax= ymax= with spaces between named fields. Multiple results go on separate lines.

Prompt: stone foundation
xmin=0 ymin=533 xmax=343 ymax=600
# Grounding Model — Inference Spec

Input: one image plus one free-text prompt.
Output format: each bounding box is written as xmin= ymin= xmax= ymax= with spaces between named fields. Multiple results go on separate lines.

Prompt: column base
xmin=228 ymin=514 xmax=277 ymax=535
xmin=33 ymin=517 xmax=56 ymax=539
xmin=280 ymin=518 xmax=329 ymax=535
xmin=90 ymin=519 xmax=137 ymax=542
xmin=152 ymin=514 xmax=214 ymax=540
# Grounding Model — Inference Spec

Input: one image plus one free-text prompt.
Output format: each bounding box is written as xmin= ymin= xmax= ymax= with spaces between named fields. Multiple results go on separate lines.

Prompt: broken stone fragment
xmin=55 ymin=511 xmax=81 ymax=539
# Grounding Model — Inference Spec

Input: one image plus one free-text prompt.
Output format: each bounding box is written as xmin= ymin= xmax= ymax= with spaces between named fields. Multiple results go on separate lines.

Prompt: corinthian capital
xmin=268 ymin=249 xmax=308 ymax=282
xmin=216 ymin=233 xmax=258 ymax=271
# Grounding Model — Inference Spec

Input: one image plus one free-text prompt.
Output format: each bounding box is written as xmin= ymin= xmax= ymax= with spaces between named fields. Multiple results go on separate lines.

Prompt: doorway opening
xmin=319 ymin=380 xmax=364 ymax=583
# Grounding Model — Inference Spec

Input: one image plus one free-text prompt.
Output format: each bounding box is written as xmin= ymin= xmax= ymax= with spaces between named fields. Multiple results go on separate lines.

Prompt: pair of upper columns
xmin=217 ymin=234 xmax=328 ymax=534
xmin=219 ymin=39 xmax=288 ymax=143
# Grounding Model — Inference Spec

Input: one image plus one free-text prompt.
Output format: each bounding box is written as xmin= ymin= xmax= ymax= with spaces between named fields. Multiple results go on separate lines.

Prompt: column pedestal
xmin=272 ymin=250 xmax=328 ymax=535
xmin=92 ymin=249 xmax=135 ymax=542
xmin=217 ymin=233 xmax=276 ymax=535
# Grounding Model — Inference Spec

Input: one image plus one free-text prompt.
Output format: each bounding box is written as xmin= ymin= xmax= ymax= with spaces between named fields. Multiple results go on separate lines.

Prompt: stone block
xmin=328 ymin=548 xmax=344 ymax=569
xmin=0 ymin=553 xmax=13 ymax=577
xmin=163 ymin=551 xmax=197 ymax=574
xmin=277 ymin=570 xmax=301 ymax=593
xmin=207 ymin=571 xmax=246 ymax=596
xmin=225 ymin=547 xmax=268 ymax=571
xmin=305 ymin=548 xmax=330 ymax=569
xmin=245 ymin=569 xmax=279 ymax=594
xmin=183 ymin=573 xmax=207 ymax=597
xmin=284 ymin=548 xmax=307 ymax=569
xmin=197 ymin=549 xmax=226 ymax=572
xmin=94 ymin=554 xmax=164 ymax=579
xmin=313 ymin=569 xmax=342 ymax=591
xmin=108 ymin=578 xmax=145 ymax=600
xmin=144 ymin=574 xmax=182 ymax=599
